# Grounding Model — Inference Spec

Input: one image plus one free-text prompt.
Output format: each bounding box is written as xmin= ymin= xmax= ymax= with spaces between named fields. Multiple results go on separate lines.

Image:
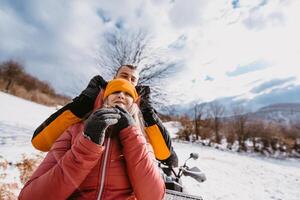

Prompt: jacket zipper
xmin=97 ymin=136 xmax=111 ymax=200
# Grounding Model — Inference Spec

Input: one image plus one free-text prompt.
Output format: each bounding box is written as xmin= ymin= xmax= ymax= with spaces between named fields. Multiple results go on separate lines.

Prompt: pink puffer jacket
xmin=19 ymin=122 xmax=165 ymax=200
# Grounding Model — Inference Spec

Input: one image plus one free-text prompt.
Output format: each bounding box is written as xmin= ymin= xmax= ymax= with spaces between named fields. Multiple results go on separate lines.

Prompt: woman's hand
xmin=84 ymin=108 xmax=120 ymax=145
xmin=114 ymin=105 xmax=136 ymax=132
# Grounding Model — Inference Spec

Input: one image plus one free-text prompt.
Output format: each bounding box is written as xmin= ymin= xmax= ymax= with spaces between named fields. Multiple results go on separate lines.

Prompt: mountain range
xmin=162 ymin=101 xmax=300 ymax=127
xmin=250 ymin=103 xmax=300 ymax=126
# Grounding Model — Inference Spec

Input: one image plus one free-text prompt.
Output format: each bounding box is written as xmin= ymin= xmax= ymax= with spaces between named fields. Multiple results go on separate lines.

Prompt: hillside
xmin=0 ymin=92 xmax=56 ymax=159
xmin=252 ymin=103 xmax=300 ymax=126
xmin=0 ymin=60 xmax=71 ymax=106
xmin=1 ymin=92 xmax=300 ymax=199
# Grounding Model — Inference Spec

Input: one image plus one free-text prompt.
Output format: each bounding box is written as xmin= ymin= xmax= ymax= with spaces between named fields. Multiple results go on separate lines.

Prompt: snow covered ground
xmin=1 ymin=91 xmax=300 ymax=200
xmin=173 ymin=142 xmax=300 ymax=200
xmin=0 ymin=92 xmax=55 ymax=160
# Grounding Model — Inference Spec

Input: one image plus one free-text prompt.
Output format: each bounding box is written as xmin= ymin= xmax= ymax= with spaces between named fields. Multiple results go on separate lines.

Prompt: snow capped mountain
xmin=251 ymin=103 xmax=300 ymax=126
xmin=258 ymin=103 xmax=300 ymax=113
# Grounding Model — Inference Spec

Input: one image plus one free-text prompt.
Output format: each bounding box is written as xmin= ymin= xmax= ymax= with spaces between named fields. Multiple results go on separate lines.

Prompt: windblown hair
xmin=102 ymin=100 xmax=146 ymax=137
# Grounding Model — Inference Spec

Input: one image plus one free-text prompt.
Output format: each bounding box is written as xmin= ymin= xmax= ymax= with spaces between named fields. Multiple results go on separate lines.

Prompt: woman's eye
xmin=112 ymin=91 xmax=121 ymax=94
xmin=125 ymin=92 xmax=133 ymax=98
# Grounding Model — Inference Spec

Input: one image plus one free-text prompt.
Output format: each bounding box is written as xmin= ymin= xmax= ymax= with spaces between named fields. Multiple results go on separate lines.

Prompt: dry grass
xmin=0 ymin=156 xmax=16 ymax=200
xmin=0 ymin=60 xmax=71 ymax=106
xmin=0 ymin=183 xmax=18 ymax=200
xmin=15 ymin=154 xmax=44 ymax=185
xmin=0 ymin=83 xmax=70 ymax=106
xmin=0 ymin=154 xmax=44 ymax=199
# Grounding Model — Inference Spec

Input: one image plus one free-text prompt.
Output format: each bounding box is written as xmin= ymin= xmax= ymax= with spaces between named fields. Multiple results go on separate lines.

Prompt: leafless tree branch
xmin=96 ymin=28 xmax=179 ymax=107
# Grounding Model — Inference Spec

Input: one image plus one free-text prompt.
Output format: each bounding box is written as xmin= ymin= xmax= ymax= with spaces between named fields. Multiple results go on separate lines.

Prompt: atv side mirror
xmin=183 ymin=153 xmax=199 ymax=167
xmin=190 ymin=153 xmax=199 ymax=160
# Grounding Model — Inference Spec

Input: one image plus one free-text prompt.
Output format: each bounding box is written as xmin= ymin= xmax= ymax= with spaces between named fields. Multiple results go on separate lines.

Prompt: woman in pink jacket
xmin=19 ymin=79 xmax=165 ymax=200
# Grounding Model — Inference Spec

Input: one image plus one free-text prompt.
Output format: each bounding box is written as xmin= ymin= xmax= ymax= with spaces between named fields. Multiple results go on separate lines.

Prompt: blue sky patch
xmin=232 ymin=0 xmax=239 ymax=9
xmin=251 ymin=77 xmax=296 ymax=93
xmin=115 ymin=18 xmax=125 ymax=30
xmin=97 ymin=9 xmax=111 ymax=23
xmin=251 ymin=84 xmax=300 ymax=109
xmin=168 ymin=34 xmax=187 ymax=50
xmin=226 ymin=60 xmax=269 ymax=77
xmin=205 ymin=75 xmax=214 ymax=81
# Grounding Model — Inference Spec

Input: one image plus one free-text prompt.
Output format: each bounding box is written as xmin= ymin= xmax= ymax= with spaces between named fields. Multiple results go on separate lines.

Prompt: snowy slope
xmin=1 ymin=92 xmax=300 ymax=200
xmin=0 ymin=92 xmax=56 ymax=128
xmin=0 ymin=92 xmax=56 ymax=159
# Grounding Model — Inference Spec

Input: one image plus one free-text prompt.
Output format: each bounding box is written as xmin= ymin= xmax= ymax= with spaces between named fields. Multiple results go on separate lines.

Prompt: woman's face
xmin=106 ymin=91 xmax=134 ymax=110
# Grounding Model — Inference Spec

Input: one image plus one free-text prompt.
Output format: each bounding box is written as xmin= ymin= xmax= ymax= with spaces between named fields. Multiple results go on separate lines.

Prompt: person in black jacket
xmin=32 ymin=64 xmax=178 ymax=167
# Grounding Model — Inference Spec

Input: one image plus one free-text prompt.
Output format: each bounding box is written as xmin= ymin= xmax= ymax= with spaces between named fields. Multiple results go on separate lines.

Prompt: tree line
xmin=174 ymin=101 xmax=300 ymax=158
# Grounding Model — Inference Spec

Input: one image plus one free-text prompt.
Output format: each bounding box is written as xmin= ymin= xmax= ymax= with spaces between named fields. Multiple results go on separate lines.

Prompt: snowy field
xmin=1 ymin=92 xmax=300 ymax=200
xmin=173 ymin=142 xmax=300 ymax=200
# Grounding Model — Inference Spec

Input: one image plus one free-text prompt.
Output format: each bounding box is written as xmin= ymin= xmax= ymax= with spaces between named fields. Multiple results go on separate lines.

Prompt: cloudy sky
xmin=1 ymin=0 xmax=300 ymax=110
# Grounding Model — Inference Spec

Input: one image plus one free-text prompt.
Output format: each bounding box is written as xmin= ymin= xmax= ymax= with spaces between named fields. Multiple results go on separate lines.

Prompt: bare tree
xmin=97 ymin=30 xmax=149 ymax=77
xmin=246 ymin=120 xmax=264 ymax=152
xmin=96 ymin=29 xmax=179 ymax=107
xmin=231 ymin=104 xmax=249 ymax=151
xmin=193 ymin=102 xmax=207 ymax=141
xmin=223 ymin=120 xmax=236 ymax=149
xmin=178 ymin=115 xmax=193 ymax=141
xmin=208 ymin=101 xmax=225 ymax=144
xmin=0 ymin=60 xmax=24 ymax=92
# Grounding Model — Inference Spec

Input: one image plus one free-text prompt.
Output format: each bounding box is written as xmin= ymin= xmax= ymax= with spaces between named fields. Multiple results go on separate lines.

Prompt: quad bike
xmin=161 ymin=153 xmax=206 ymax=200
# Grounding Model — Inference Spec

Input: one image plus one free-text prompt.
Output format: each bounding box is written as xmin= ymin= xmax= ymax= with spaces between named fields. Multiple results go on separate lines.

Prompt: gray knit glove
xmin=84 ymin=108 xmax=120 ymax=145
xmin=114 ymin=105 xmax=136 ymax=132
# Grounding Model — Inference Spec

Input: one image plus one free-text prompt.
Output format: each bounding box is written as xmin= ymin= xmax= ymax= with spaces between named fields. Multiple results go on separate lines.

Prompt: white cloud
xmin=0 ymin=0 xmax=106 ymax=95
xmin=168 ymin=0 xmax=209 ymax=28
xmin=163 ymin=0 xmax=300 ymax=104
xmin=0 ymin=0 xmax=299 ymax=107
